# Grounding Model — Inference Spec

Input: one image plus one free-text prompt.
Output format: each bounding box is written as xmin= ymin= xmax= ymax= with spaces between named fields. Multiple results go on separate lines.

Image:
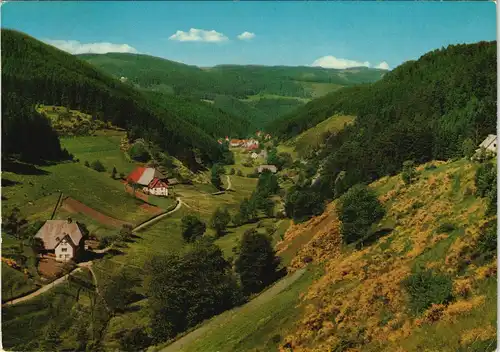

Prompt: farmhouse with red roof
xmin=127 ymin=167 xmax=169 ymax=196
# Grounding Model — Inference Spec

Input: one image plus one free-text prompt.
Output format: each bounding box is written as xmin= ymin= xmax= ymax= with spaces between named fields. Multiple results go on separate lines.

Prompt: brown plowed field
xmin=61 ymin=197 xmax=132 ymax=228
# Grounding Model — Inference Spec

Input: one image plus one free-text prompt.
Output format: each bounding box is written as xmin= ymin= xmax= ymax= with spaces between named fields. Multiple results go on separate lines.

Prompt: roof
xmin=479 ymin=134 xmax=497 ymax=149
xmin=127 ymin=167 xmax=166 ymax=186
xmin=149 ymin=178 xmax=169 ymax=189
xmin=34 ymin=220 xmax=83 ymax=250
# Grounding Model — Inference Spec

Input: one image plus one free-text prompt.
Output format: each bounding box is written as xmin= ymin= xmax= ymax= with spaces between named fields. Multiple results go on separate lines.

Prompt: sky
xmin=1 ymin=1 xmax=496 ymax=70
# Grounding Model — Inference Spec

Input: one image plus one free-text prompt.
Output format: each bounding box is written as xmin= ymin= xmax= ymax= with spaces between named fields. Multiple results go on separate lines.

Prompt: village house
xmin=230 ymin=139 xmax=242 ymax=147
xmin=257 ymin=165 xmax=278 ymax=174
xmin=34 ymin=219 xmax=84 ymax=262
xmin=127 ymin=167 xmax=169 ymax=196
xmin=476 ymin=134 xmax=497 ymax=154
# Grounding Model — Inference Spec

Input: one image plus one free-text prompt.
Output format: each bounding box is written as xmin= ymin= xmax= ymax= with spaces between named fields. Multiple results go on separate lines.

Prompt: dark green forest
xmin=142 ymin=91 xmax=254 ymax=138
xmin=280 ymin=41 xmax=496 ymax=221
xmin=1 ymin=29 xmax=227 ymax=168
xmin=2 ymin=92 xmax=71 ymax=162
xmin=78 ymin=53 xmax=386 ymax=100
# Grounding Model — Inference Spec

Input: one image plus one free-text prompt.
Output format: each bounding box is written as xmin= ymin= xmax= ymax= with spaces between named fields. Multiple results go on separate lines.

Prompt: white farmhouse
xmin=34 ymin=219 xmax=84 ymax=262
xmin=477 ymin=134 xmax=497 ymax=154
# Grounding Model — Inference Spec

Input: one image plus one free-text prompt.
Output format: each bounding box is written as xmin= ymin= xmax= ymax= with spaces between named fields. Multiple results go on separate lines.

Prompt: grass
xmin=60 ymin=134 xmax=136 ymax=176
xmin=288 ymin=114 xmax=355 ymax=157
xmin=2 ymin=161 xmax=152 ymax=224
xmin=108 ymin=208 xmax=189 ymax=269
xmin=2 ymin=280 xmax=82 ymax=351
xmin=299 ymin=81 xmax=344 ymax=98
xmin=2 ymin=262 xmax=39 ymax=301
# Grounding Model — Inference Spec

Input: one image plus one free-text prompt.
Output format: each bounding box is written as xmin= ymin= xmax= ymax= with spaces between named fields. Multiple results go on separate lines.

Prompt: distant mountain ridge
xmin=78 ymin=52 xmax=386 ymax=127
xmin=78 ymin=52 xmax=386 ymax=100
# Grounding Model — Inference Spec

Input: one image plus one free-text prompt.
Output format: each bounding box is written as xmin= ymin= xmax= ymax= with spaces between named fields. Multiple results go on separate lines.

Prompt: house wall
xmin=55 ymin=239 xmax=75 ymax=262
xmin=486 ymin=140 xmax=497 ymax=153
xmin=150 ymin=187 xmax=168 ymax=196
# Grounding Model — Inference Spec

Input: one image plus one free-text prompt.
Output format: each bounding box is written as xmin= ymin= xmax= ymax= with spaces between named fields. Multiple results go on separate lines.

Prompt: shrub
xmin=475 ymin=220 xmax=497 ymax=261
xmin=91 ymin=160 xmax=106 ymax=172
xmin=337 ymin=184 xmax=385 ymax=244
xmin=236 ymin=169 xmax=243 ymax=176
xmin=285 ymin=187 xmax=325 ymax=223
xmin=117 ymin=328 xmax=151 ymax=352
xmin=436 ymin=222 xmax=456 ymax=234
xmin=402 ymin=269 xmax=454 ymax=315
xmin=210 ymin=207 xmax=231 ymax=236
xmin=462 ymin=138 xmax=476 ymax=159
xmin=84 ymin=160 xmax=90 ymax=167
xmin=181 ymin=215 xmax=206 ymax=243
xmin=229 ymin=168 xmax=235 ymax=175
xmin=411 ymin=201 xmax=424 ymax=210
xmin=475 ymin=162 xmax=496 ymax=197
xmin=235 ymin=229 xmax=281 ymax=295
xmin=401 ymin=160 xmax=417 ymax=185
xmin=129 ymin=142 xmax=150 ymax=162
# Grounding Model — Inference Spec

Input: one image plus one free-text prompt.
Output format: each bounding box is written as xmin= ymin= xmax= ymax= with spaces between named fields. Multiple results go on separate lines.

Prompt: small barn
xmin=34 ymin=219 xmax=84 ymax=262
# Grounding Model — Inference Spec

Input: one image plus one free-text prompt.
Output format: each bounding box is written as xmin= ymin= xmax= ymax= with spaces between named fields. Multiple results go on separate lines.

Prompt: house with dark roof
xmin=34 ymin=219 xmax=84 ymax=262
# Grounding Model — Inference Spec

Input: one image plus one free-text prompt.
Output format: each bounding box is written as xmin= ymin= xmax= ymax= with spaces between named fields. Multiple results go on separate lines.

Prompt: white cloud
xmin=168 ymin=28 xmax=228 ymax=43
xmin=311 ymin=55 xmax=390 ymax=70
xmin=374 ymin=61 xmax=390 ymax=70
xmin=311 ymin=56 xmax=370 ymax=69
xmin=44 ymin=39 xmax=138 ymax=55
xmin=237 ymin=31 xmax=255 ymax=40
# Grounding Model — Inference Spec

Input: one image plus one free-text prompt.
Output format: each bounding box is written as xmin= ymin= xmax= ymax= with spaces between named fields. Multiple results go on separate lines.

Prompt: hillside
xmin=159 ymin=159 xmax=496 ymax=352
xmin=78 ymin=53 xmax=387 ymax=100
xmin=1 ymin=29 xmax=226 ymax=167
xmin=272 ymin=41 xmax=496 ymax=207
xmin=270 ymin=41 xmax=496 ymax=142
xmin=282 ymin=114 xmax=356 ymax=158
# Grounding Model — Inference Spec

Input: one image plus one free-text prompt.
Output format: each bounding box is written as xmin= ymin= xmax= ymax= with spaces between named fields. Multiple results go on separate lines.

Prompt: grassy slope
xmin=279 ymin=159 xmax=496 ymax=351
xmin=284 ymin=114 xmax=356 ymax=157
xmin=165 ymin=159 xmax=496 ymax=352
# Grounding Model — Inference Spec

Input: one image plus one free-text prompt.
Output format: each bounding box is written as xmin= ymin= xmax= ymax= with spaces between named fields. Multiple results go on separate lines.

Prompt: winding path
xmin=3 ymin=198 xmax=183 ymax=306
xmin=226 ymin=175 xmax=232 ymax=191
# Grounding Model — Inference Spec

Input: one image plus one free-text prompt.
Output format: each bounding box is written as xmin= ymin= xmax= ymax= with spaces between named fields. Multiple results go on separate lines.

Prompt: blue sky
xmin=2 ymin=1 xmax=496 ymax=70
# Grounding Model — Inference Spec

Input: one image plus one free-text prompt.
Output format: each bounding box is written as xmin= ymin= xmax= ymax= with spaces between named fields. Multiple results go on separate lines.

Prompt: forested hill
xmin=270 ymin=41 xmax=496 ymax=142
xmin=280 ymin=40 xmax=496 ymax=222
xmin=78 ymin=53 xmax=387 ymax=100
xmin=1 ymin=29 xmax=229 ymax=167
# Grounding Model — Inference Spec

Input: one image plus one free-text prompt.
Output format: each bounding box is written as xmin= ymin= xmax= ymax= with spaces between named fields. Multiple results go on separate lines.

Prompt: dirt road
xmin=159 ymin=268 xmax=307 ymax=352
xmin=4 ymin=267 xmax=83 ymax=305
